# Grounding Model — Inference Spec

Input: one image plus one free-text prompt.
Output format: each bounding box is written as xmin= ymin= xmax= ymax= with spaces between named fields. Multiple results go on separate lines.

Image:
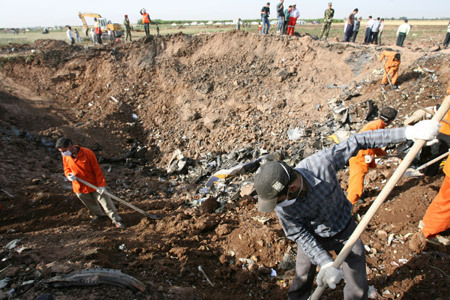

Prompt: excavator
xmin=78 ymin=12 xmax=123 ymax=37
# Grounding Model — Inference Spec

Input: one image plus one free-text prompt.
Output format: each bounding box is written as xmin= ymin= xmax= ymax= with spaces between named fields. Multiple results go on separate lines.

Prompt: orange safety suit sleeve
xmin=439 ymin=110 xmax=450 ymax=135
xmin=62 ymin=147 xmax=106 ymax=194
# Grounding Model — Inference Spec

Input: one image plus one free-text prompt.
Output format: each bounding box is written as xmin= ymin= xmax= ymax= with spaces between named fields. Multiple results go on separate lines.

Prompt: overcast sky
xmin=0 ymin=0 xmax=449 ymax=28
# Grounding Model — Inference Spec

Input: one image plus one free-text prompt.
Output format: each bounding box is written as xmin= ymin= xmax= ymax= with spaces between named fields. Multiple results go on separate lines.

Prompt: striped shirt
xmin=275 ymin=127 xmax=406 ymax=267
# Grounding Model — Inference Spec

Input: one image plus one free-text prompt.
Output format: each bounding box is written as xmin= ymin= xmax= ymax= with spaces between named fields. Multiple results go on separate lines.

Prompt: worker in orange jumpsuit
xmin=380 ymin=51 xmax=400 ymax=87
xmin=140 ymin=8 xmax=151 ymax=36
xmin=421 ymin=88 xmax=450 ymax=245
xmin=56 ymin=138 xmax=125 ymax=228
xmin=347 ymin=107 xmax=398 ymax=204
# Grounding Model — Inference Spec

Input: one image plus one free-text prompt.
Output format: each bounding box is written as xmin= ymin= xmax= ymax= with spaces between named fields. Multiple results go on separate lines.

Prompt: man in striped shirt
xmin=254 ymin=120 xmax=440 ymax=299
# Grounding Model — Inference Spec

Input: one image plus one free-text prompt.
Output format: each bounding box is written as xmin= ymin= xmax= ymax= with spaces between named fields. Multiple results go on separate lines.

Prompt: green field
xmin=0 ymin=19 xmax=448 ymax=47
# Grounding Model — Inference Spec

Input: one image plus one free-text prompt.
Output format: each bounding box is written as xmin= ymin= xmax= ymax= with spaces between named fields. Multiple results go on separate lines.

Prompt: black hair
xmin=55 ymin=137 xmax=72 ymax=149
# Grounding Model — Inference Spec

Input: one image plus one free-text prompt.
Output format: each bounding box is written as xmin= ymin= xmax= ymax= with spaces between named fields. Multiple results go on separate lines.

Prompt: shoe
xmin=113 ymin=221 xmax=126 ymax=228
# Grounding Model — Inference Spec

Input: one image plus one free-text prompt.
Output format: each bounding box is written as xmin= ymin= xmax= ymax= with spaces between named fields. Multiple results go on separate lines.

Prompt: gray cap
xmin=254 ymin=161 xmax=291 ymax=212
xmin=328 ymin=2 xmax=332 ymax=5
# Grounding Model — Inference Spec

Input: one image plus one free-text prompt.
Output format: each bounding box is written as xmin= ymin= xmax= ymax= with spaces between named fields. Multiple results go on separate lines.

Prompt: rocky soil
xmin=0 ymin=31 xmax=449 ymax=299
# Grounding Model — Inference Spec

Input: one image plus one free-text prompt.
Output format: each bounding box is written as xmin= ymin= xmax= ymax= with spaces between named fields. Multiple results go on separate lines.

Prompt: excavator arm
xmin=78 ymin=12 xmax=102 ymax=36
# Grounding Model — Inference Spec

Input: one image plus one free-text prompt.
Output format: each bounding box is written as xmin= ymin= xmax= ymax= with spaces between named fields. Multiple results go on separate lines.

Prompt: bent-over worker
xmin=347 ymin=107 xmax=398 ymax=205
xmin=56 ymin=138 xmax=125 ymax=228
xmin=254 ymin=120 xmax=440 ymax=299
xmin=380 ymin=51 xmax=401 ymax=87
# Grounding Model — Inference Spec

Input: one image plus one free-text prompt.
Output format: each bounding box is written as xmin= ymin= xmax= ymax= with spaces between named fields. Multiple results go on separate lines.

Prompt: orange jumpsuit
xmin=380 ymin=51 xmax=400 ymax=85
xmin=347 ymin=119 xmax=387 ymax=204
xmin=422 ymin=158 xmax=450 ymax=238
xmin=62 ymin=146 xmax=106 ymax=194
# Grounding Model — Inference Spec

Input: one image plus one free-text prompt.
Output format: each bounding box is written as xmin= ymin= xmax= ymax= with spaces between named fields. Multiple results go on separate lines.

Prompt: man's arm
xmin=318 ymin=127 xmax=406 ymax=172
xmin=277 ymin=212 xmax=333 ymax=267
xmin=87 ymin=149 xmax=107 ymax=187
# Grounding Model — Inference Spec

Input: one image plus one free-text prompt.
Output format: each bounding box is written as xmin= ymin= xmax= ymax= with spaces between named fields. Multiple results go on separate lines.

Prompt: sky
xmin=0 ymin=0 xmax=449 ymax=28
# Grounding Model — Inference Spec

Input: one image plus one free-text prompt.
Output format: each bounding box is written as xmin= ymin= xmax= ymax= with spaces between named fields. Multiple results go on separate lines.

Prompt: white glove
xmin=97 ymin=187 xmax=106 ymax=195
xmin=316 ymin=262 xmax=344 ymax=289
xmin=364 ymin=155 xmax=373 ymax=164
xmin=67 ymin=173 xmax=76 ymax=182
xmin=405 ymin=120 xmax=441 ymax=141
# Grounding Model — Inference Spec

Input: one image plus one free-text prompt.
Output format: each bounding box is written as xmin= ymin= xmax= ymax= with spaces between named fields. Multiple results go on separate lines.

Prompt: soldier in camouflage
xmin=319 ymin=2 xmax=334 ymax=40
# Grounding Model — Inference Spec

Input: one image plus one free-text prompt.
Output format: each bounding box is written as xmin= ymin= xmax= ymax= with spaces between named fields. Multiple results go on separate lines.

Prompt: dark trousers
xmin=96 ymin=33 xmax=102 ymax=44
xmin=396 ymin=32 xmax=406 ymax=46
xmin=282 ymin=20 xmax=289 ymax=34
xmin=344 ymin=24 xmax=353 ymax=42
xmin=444 ymin=32 xmax=450 ymax=47
xmin=144 ymin=23 xmax=150 ymax=36
xmin=351 ymin=30 xmax=359 ymax=42
xmin=125 ymin=30 xmax=132 ymax=41
xmin=371 ymin=32 xmax=379 ymax=44
xmin=364 ymin=27 xmax=372 ymax=43
xmin=287 ymin=220 xmax=368 ymax=300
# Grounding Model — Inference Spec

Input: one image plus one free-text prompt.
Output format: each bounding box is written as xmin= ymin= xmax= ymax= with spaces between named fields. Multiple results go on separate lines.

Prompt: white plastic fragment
xmin=270 ymin=268 xmax=277 ymax=277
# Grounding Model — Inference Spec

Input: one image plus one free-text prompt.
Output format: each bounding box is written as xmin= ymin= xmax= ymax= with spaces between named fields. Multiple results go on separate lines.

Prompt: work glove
xmin=316 ymin=262 xmax=344 ymax=289
xmin=405 ymin=120 xmax=440 ymax=142
xmin=364 ymin=155 xmax=373 ymax=164
xmin=97 ymin=187 xmax=106 ymax=195
xmin=66 ymin=173 xmax=76 ymax=182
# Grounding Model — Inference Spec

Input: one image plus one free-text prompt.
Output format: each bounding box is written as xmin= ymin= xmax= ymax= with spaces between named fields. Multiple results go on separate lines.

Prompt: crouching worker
xmin=254 ymin=120 xmax=440 ymax=299
xmin=347 ymin=107 xmax=398 ymax=205
xmin=56 ymin=138 xmax=125 ymax=228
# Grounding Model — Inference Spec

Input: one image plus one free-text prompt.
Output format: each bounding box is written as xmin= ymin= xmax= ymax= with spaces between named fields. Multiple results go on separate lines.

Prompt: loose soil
xmin=0 ymin=31 xmax=449 ymax=299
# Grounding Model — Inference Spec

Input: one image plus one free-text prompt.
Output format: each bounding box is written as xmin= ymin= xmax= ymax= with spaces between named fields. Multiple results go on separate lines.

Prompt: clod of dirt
xmin=408 ymin=232 xmax=427 ymax=253
xmin=200 ymin=196 xmax=219 ymax=213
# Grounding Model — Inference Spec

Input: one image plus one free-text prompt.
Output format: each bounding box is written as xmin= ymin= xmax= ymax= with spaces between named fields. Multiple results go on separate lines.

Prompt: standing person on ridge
xmin=347 ymin=107 xmax=398 ymax=205
xmin=276 ymin=0 xmax=284 ymax=35
xmin=364 ymin=16 xmax=374 ymax=44
xmin=140 ymin=8 xmax=151 ymax=36
xmin=94 ymin=17 xmax=102 ymax=44
xmin=286 ymin=3 xmax=300 ymax=36
xmin=55 ymin=138 xmax=125 ymax=228
xmin=377 ymin=18 xmax=385 ymax=45
xmin=396 ymin=19 xmax=411 ymax=47
xmin=123 ymin=14 xmax=132 ymax=42
xmin=351 ymin=17 xmax=362 ymax=42
xmin=442 ymin=21 xmax=450 ymax=48
xmin=370 ymin=17 xmax=381 ymax=45
xmin=319 ymin=2 xmax=334 ymax=41
xmin=260 ymin=2 xmax=271 ymax=35
xmin=344 ymin=8 xmax=358 ymax=42
xmin=66 ymin=26 xmax=75 ymax=46
xmin=282 ymin=5 xmax=292 ymax=35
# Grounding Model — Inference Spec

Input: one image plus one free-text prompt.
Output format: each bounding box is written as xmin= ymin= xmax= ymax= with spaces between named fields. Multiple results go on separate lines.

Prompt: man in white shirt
xmin=370 ymin=17 xmax=381 ymax=45
xmin=443 ymin=21 xmax=450 ymax=48
xmin=66 ymin=26 xmax=75 ymax=46
xmin=378 ymin=19 xmax=385 ymax=45
xmin=287 ymin=3 xmax=300 ymax=36
xmin=396 ymin=19 xmax=411 ymax=47
xmin=364 ymin=16 xmax=374 ymax=44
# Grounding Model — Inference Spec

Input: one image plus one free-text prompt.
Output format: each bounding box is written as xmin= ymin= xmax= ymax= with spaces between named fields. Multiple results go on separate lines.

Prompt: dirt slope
xmin=0 ymin=31 xmax=449 ymax=299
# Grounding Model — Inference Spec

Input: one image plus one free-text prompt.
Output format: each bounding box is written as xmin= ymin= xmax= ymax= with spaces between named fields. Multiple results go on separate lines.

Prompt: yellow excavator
xmin=78 ymin=12 xmax=123 ymax=37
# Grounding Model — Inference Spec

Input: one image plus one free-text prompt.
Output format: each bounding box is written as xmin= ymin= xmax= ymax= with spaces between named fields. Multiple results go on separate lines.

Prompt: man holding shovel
xmin=380 ymin=51 xmax=401 ymax=88
xmin=56 ymin=138 xmax=125 ymax=228
xmin=254 ymin=120 xmax=440 ymax=299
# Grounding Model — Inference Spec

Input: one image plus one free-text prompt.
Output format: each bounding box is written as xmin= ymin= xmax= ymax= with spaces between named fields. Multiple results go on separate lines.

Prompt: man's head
xmin=404 ymin=19 xmax=408 ymax=23
xmin=377 ymin=17 xmax=380 ymax=21
xmin=358 ymin=17 xmax=362 ymax=21
xmin=289 ymin=5 xmax=292 ymax=8
xmin=353 ymin=8 xmax=359 ymax=14
xmin=381 ymin=18 xmax=384 ymax=22
xmin=125 ymin=15 xmax=128 ymax=18
xmin=369 ymin=16 xmax=372 ymax=19
xmin=94 ymin=17 xmax=97 ymax=21
xmin=328 ymin=2 xmax=332 ymax=8
xmin=394 ymin=53 xmax=401 ymax=61
xmin=254 ymin=161 xmax=298 ymax=212
xmin=55 ymin=137 xmax=75 ymax=155
xmin=293 ymin=4 xmax=296 ymax=8
xmin=379 ymin=107 xmax=398 ymax=124
xmin=266 ymin=2 xmax=270 ymax=7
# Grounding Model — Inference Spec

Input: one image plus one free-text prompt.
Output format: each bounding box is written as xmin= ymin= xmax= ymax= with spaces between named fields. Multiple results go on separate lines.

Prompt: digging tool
xmin=73 ymin=176 xmax=160 ymax=220
xmin=417 ymin=105 xmax=450 ymax=125
xmin=403 ymin=150 xmax=450 ymax=178
xmin=309 ymin=95 xmax=450 ymax=300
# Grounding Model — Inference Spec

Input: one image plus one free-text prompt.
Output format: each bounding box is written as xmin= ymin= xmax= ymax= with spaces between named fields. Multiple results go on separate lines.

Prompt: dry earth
xmin=0 ymin=31 xmax=449 ymax=299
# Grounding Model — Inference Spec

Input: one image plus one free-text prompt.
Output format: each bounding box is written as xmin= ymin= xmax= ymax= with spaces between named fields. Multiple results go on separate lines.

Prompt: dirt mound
xmin=0 ymin=32 xmax=449 ymax=299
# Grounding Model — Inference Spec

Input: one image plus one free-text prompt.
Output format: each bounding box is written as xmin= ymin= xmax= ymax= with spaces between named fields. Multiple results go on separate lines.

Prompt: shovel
xmin=73 ymin=176 xmax=160 ymax=220
xmin=403 ymin=150 xmax=450 ymax=178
